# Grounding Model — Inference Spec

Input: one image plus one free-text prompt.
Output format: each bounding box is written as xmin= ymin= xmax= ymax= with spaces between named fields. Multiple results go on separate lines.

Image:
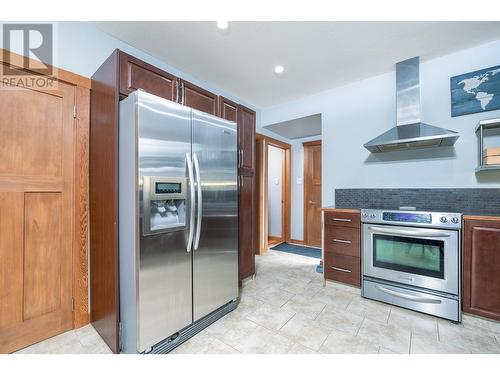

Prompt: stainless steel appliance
xmin=364 ymin=57 xmax=459 ymax=153
xmin=118 ymin=90 xmax=239 ymax=353
xmin=361 ymin=209 xmax=462 ymax=321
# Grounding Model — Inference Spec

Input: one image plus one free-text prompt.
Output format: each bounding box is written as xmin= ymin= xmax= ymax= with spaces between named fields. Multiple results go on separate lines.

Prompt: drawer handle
xmin=375 ymin=285 xmax=442 ymax=304
xmin=333 ymin=239 xmax=352 ymax=244
xmin=331 ymin=218 xmax=351 ymax=222
xmin=331 ymin=266 xmax=352 ymax=273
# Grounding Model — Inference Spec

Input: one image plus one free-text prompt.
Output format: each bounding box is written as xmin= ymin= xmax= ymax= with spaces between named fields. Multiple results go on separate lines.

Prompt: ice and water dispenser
xmin=142 ymin=176 xmax=187 ymax=235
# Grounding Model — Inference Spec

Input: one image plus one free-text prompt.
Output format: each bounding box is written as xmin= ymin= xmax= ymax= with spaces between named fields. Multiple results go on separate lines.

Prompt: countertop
xmin=321 ymin=206 xmax=360 ymax=213
xmin=321 ymin=206 xmax=500 ymax=220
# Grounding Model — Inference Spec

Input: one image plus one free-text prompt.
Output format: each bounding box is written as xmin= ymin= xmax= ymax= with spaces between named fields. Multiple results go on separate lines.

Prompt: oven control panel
xmin=361 ymin=209 xmax=462 ymax=229
xmin=382 ymin=212 xmax=432 ymax=224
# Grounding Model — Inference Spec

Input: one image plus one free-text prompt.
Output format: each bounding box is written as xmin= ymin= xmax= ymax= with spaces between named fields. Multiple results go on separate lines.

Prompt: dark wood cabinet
xmin=239 ymin=174 xmax=255 ymax=280
xmin=322 ymin=209 xmax=361 ymax=287
xmin=119 ymin=52 xmax=178 ymax=101
xmin=180 ymin=79 xmax=218 ymax=115
xmin=236 ymin=105 xmax=256 ymax=281
xmin=219 ymin=96 xmax=238 ymax=122
xmin=220 ymin=100 xmax=257 ymax=282
xmin=238 ymin=105 xmax=256 ymax=173
xmin=90 ymin=50 xmax=121 ymax=353
xmin=463 ymin=216 xmax=500 ymax=321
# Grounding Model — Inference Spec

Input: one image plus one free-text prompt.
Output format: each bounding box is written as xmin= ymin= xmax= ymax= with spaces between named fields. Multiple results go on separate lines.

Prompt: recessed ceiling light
xmin=216 ymin=21 xmax=229 ymax=30
xmin=274 ymin=65 xmax=285 ymax=75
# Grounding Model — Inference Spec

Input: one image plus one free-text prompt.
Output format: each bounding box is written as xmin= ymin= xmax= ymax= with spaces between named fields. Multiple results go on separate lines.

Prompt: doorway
xmin=303 ymin=140 xmax=322 ymax=248
xmin=255 ymin=134 xmax=291 ymax=254
xmin=268 ymin=145 xmax=285 ymax=246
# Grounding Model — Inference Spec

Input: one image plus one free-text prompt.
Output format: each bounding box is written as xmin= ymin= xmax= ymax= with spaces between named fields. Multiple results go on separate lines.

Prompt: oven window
xmin=373 ymin=234 xmax=444 ymax=279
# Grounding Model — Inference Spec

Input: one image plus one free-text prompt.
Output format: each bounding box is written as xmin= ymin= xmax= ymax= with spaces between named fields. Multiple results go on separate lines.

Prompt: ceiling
xmin=264 ymin=114 xmax=321 ymax=139
xmin=93 ymin=22 xmax=500 ymax=108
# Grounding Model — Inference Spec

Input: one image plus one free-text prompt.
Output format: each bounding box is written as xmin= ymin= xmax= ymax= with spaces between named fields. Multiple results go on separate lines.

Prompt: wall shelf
xmin=475 ymin=118 xmax=500 ymax=173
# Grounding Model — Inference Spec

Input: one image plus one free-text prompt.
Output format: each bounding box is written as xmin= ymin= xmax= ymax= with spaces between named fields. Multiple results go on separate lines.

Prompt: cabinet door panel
xmin=219 ymin=97 xmax=238 ymax=122
xmin=237 ymin=106 xmax=256 ymax=172
xmin=120 ymin=52 xmax=177 ymax=101
xmin=239 ymin=175 xmax=255 ymax=280
xmin=463 ymin=219 xmax=500 ymax=321
xmin=181 ymin=80 xmax=218 ymax=115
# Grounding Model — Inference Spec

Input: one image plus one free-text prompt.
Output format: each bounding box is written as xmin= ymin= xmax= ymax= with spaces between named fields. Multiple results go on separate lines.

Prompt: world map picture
xmin=450 ymin=64 xmax=500 ymax=117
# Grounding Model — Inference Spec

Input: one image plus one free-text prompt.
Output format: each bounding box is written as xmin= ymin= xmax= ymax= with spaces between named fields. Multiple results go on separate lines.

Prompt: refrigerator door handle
xmin=186 ymin=152 xmax=195 ymax=252
xmin=193 ymin=153 xmax=202 ymax=250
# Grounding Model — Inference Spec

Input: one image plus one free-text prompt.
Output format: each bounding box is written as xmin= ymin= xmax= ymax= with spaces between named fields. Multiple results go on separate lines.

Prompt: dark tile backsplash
xmin=335 ymin=188 xmax=500 ymax=216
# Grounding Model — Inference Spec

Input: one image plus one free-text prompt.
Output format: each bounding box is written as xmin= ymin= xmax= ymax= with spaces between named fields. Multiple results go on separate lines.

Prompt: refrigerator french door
xmin=119 ymin=90 xmax=238 ymax=354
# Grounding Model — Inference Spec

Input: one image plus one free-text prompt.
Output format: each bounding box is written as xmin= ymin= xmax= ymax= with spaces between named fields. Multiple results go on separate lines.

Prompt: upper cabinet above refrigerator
xmin=119 ymin=52 xmax=178 ymax=101
xmin=118 ymin=51 xmax=218 ymax=115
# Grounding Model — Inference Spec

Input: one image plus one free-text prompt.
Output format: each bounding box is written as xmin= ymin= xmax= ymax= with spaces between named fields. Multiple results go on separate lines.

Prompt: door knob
xmin=308 ymin=201 xmax=316 ymax=204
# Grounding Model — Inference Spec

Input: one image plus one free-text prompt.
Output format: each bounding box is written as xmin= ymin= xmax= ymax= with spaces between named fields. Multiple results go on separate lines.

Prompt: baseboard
xmin=288 ymin=239 xmax=321 ymax=249
xmin=288 ymin=238 xmax=305 ymax=245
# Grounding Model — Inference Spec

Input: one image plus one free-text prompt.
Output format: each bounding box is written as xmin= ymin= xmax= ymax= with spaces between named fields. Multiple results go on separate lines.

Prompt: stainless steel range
xmin=361 ymin=209 xmax=462 ymax=322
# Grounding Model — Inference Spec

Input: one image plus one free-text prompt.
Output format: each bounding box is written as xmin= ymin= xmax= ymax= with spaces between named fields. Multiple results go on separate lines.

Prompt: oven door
xmin=362 ymin=224 xmax=459 ymax=295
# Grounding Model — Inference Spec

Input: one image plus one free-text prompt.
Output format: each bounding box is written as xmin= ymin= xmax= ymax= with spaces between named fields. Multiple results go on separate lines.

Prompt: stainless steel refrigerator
xmin=118 ymin=90 xmax=239 ymax=354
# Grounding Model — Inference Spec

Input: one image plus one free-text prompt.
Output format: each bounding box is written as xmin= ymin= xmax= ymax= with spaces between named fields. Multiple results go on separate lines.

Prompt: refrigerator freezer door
xmin=137 ymin=91 xmax=193 ymax=352
xmin=192 ymin=111 xmax=239 ymax=321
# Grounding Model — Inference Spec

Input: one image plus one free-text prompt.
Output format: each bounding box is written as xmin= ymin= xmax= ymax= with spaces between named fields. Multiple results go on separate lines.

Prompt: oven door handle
xmin=375 ymin=285 xmax=442 ymax=304
xmin=368 ymin=226 xmax=451 ymax=238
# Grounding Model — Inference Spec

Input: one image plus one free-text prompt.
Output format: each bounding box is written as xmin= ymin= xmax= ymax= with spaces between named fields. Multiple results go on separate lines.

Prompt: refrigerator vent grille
xmin=147 ymin=300 xmax=238 ymax=354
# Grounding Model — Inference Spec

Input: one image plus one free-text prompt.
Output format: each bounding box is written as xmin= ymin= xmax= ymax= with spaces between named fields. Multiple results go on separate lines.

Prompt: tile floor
xmin=15 ymin=249 xmax=500 ymax=354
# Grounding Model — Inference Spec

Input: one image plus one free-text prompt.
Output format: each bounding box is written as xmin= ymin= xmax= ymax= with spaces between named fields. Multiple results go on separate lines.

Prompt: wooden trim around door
xmin=1 ymin=48 xmax=91 ymax=89
xmin=73 ymin=86 xmax=90 ymax=328
xmin=255 ymin=133 xmax=291 ymax=253
xmin=303 ymin=140 xmax=322 ymax=147
xmin=303 ymin=140 xmax=322 ymax=247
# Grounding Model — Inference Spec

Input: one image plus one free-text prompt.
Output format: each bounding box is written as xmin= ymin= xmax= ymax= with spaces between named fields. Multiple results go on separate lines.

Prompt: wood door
xmin=0 ymin=82 xmax=75 ymax=353
xmin=180 ymin=79 xmax=218 ymax=115
xmin=119 ymin=51 xmax=178 ymax=101
xmin=219 ymin=96 xmax=238 ymax=122
xmin=237 ymin=106 xmax=256 ymax=172
xmin=239 ymin=174 xmax=255 ymax=281
xmin=303 ymin=141 xmax=322 ymax=247
xmin=463 ymin=218 xmax=500 ymax=321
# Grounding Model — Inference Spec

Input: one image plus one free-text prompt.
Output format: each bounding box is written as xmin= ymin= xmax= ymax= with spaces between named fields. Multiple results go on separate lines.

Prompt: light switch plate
xmin=297 ymin=177 xmax=303 ymax=184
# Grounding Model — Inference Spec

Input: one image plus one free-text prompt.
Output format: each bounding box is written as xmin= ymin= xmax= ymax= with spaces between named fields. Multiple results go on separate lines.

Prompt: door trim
xmin=303 ymin=140 xmax=322 ymax=247
xmin=1 ymin=49 xmax=91 ymax=332
xmin=255 ymin=133 xmax=291 ymax=254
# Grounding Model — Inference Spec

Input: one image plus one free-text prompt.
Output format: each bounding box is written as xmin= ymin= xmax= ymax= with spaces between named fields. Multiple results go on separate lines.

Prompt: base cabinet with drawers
xmin=322 ymin=209 xmax=361 ymax=287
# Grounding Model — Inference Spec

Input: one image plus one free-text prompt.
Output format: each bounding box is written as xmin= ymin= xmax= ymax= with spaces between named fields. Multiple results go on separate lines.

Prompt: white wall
xmin=0 ymin=21 xmax=258 ymax=114
xmin=268 ymin=145 xmax=283 ymax=237
xmin=261 ymin=39 xmax=500 ymax=207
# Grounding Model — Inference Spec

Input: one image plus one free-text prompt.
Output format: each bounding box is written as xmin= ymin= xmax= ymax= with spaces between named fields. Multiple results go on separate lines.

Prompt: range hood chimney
xmin=364 ymin=56 xmax=459 ymax=153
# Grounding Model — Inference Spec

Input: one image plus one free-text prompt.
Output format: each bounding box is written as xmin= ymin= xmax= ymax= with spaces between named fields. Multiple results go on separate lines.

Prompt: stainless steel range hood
xmin=364 ymin=57 xmax=459 ymax=153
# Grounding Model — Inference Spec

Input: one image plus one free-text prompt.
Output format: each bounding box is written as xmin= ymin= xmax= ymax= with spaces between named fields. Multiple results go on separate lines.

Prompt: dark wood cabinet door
xmin=463 ymin=218 xmax=500 ymax=321
xmin=219 ymin=96 xmax=238 ymax=122
xmin=239 ymin=174 xmax=255 ymax=281
xmin=180 ymin=80 xmax=218 ymax=115
xmin=119 ymin=52 xmax=178 ymax=101
xmin=237 ymin=105 xmax=256 ymax=172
